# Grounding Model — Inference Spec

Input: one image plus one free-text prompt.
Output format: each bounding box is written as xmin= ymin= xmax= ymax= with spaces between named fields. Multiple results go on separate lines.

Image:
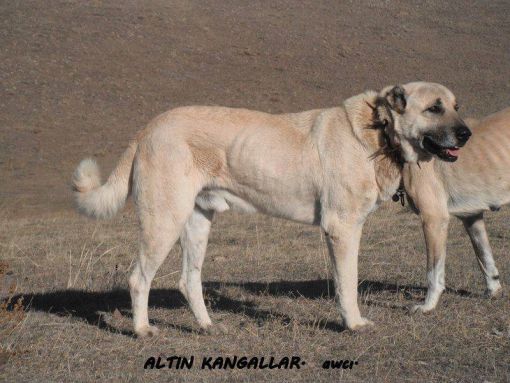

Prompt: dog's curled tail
xmin=72 ymin=141 xmax=137 ymax=219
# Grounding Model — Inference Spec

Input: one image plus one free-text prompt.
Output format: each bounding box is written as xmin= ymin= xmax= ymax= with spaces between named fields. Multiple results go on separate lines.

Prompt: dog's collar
xmin=365 ymin=98 xmax=406 ymax=205
xmin=366 ymin=98 xmax=405 ymax=168
xmin=392 ymin=181 xmax=406 ymax=206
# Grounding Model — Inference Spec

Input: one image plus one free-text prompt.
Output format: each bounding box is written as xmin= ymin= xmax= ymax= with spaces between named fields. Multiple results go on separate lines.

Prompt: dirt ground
xmin=1 ymin=1 xmax=509 ymax=382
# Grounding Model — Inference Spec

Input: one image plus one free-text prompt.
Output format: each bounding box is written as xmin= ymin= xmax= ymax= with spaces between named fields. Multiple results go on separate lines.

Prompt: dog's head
xmin=376 ymin=82 xmax=471 ymax=163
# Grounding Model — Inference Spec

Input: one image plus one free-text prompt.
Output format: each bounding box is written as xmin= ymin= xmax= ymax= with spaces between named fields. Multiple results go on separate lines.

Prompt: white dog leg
xmin=412 ymin=214 xmax=448 ymax=313
xmin=415 ymin=257 xmax=446 ymax=313
xmin=178 ymin=244 xmax=188 ymax=300
xmin=324 ymin=219 xmax=373 ymax=331
xmin=129 ymin=232 xmax=179 ymax=337
xmin=180 ymin=208 xmax=216 ymax=332
xmin=461 ymin=214 xmax=502 ymax=297
xmin=129 ymin=172 xmax=197 ymax=337
xmin=180 ymin=193 xmax=229 ymax=300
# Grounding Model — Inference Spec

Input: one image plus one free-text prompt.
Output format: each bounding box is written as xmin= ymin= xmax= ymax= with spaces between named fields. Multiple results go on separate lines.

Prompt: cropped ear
xmin=385 ymin=85 xmax=407 ymax=114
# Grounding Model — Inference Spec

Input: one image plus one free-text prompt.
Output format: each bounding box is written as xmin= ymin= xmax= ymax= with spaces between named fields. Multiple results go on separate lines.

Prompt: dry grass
xmin=1 ymin=202 xmax=509 ymax=382
xmin=0 ymin=261 xmax=27 ymax=370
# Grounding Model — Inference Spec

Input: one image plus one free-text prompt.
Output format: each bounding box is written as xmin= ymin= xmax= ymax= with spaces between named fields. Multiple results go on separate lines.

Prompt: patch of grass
xmin=1 ymin=206 xmax=509 ymax=382
xmin=0 ymin=261 xmax=27 ymax=371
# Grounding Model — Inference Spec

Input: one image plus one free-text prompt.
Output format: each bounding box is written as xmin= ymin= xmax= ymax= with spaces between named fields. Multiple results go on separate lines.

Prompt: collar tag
xmin=392 ymin=188 xmax=405 ymax=206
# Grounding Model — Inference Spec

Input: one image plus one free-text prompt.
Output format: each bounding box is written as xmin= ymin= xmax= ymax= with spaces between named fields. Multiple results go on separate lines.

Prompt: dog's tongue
xmin=446 ymin=148 xmax=460 ymax=157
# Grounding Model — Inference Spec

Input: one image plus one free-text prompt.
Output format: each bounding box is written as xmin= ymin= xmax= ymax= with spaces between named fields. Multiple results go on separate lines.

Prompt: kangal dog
xmin=72 ymin=82 xmax=470 ymax=337
xmin=404 ymin=107 xmax=510 ymax=313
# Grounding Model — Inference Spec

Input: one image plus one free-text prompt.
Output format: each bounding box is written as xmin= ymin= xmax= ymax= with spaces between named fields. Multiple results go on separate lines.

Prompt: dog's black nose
xmin=455 ymin=125 xmax=471 ymax=144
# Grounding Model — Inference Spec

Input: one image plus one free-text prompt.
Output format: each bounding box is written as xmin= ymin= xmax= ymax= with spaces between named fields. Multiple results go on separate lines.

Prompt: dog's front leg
xmin=411 ymin=212 xmax=449 ymax=313
xmin=324 ymin=219 xmax=373 ymax=331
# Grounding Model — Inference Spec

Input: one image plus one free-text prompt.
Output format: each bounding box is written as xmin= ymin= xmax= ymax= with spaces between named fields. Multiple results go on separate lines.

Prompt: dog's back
xmin=435 ymin=107 xmax=510 ymax=216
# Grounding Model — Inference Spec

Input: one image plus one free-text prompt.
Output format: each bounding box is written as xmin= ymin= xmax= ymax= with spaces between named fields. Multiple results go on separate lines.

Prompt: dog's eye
xmin=426 ymin=105 xmax=443 ymax=114
xmin=454 ymin=104 xmax=460 ymax=111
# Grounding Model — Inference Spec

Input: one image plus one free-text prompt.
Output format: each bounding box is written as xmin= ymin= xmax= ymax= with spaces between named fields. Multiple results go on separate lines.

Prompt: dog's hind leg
xmin=461 ymin=213 xmax=502 ymax=297
xmin=129 ymin=160 xmax=199 ymax=337
xmin=130 ymin=213 xmax=188 ymax=337
xmin=178 ymin=242 xmax=189 ymax=301
xmin=180 ymin=207 xmax=219 ymax=333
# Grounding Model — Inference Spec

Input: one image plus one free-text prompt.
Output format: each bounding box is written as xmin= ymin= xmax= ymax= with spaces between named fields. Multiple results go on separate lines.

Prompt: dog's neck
xmin=344 ymin=91 xmax=403 ymax=201
xmin=369 ymin=97 xmax=405 ymax=166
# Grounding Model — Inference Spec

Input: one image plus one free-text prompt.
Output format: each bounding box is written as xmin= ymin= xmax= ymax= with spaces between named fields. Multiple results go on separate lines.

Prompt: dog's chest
xmin=374 ymin=158 xmax=402 ymax=202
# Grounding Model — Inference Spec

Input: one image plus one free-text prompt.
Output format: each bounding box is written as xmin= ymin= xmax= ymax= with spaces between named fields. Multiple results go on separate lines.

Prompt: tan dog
xmin=72 ymin=82 xmax=470 ymax=337
xmin=404 ymin=107 xmax=510 ymax=313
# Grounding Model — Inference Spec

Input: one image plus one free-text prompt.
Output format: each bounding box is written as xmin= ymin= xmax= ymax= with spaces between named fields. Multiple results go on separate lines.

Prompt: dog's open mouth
xmin=422 ymin=136 xmax=460 ymax=162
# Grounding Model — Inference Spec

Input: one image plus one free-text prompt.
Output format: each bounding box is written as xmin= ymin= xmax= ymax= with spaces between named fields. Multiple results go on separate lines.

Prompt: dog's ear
xmin=385 ymin=85 xmax=407 ymax=114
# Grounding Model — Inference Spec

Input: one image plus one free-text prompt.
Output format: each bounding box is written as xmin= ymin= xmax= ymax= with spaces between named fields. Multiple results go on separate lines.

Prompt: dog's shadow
xmin=9 ymin=279 xmax=471 ymax=337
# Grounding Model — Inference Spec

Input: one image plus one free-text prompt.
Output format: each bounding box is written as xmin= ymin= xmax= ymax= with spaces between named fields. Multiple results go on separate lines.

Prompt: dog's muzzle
xmin=422 ymin=124 xmax=471 ymax=162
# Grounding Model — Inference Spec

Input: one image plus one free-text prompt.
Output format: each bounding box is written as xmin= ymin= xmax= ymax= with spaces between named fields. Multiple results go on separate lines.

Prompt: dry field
xmin=1 ymin=1 xmax=509 ymax=382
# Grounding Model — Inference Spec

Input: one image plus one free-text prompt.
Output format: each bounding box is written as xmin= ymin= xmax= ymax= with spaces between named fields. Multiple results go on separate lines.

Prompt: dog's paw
xmin=347 ymin=317 xmax=374 ymax=332
xmin=136 ymin=325 xmax=160 ymax=338
xmin=485 ymin=285 xmax=503 ymax=299
xmin=199 ymin=323 xmax=228 ymax=336
xmin=409 ymin=304 xmax=435 ymax=314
